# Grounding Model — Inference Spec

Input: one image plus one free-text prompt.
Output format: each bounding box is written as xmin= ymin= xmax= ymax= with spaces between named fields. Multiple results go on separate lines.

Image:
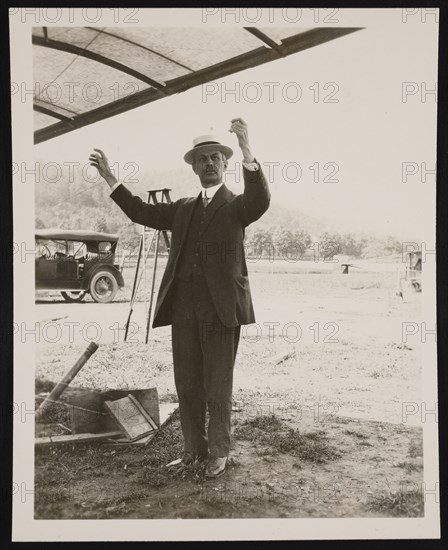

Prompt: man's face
xmin=192 ymin=149 xmax=227 ymax=188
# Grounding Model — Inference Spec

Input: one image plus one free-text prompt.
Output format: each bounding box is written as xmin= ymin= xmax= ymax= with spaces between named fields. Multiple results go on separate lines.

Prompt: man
xmin=89 ymin=118 xmax=270 ymax=478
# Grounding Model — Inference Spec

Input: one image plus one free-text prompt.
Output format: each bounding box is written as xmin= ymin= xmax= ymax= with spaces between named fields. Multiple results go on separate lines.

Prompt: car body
xmin=35 ymin=229 xmax=124 ymax=303
xmin=397 ymin=250 xmax=422 ymax=297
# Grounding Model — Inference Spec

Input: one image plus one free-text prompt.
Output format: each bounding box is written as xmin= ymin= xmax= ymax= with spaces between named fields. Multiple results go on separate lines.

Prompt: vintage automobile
xmin=405 ymin=250 xmax=422 ymax=292
xmin=396 ymin=250 xmax=422 ymax=299
xmin=35 ymin=229 xmax=124 ymax=303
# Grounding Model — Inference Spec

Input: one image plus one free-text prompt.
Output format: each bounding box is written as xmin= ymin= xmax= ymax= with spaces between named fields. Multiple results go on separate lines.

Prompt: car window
xmin=35 ymin=238 xmax=115 ymax=260
xmin=99 ymin=241 xmax=113 ymax=258
xmin=36 ymin=239 xmax=67 ymax=258
xmin=36 ymin=240 xmax=49 ymax=257
xmin=69 ymin=241 xmax=87 ymax=258
xmin=86 ymin=242 xmax=98 ymax=254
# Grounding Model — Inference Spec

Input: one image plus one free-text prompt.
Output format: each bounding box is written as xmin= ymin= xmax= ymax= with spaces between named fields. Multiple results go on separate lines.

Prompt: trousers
xmin=171 ymin=274 xmax=241 ymax=457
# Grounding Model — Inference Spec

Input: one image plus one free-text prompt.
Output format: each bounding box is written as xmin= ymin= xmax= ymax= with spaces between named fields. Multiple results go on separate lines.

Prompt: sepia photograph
xmin=9 ymin=6 xmax=441 ymax=542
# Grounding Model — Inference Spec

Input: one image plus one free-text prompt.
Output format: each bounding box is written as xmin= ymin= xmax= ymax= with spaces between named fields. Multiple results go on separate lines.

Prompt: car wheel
xmin=61 ymin=291 xmax=87 ymax=303
xmin=89 ymin=271 xmax=118 ymax=303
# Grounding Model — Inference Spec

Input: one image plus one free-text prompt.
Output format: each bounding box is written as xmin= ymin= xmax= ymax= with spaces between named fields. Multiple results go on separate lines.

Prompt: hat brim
xmin=184 ymin=144 xmax=233 ymax=165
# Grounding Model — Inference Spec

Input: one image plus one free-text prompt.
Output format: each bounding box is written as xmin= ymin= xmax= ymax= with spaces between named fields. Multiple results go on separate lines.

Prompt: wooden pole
xmin=36 ymin=342 xmax=99 ymax=418
xmin=145 ymin=230 xmax=160 ymax=344
xmin=124 ymin=235 xmax=143 ymax=341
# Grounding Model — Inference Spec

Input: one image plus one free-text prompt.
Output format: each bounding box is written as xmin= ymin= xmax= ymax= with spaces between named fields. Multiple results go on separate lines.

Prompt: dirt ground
xmin=34 ymin=261 xmax=425 ymax=518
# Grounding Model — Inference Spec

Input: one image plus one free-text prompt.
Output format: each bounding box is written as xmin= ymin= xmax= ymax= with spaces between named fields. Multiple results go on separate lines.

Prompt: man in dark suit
xmin=89 ymin=118 xmax=270 ymax=477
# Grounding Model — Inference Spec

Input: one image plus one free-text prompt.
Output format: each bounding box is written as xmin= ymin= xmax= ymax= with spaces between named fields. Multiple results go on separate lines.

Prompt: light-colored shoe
xmin=205 ymin=456 xmax=227 ymax=478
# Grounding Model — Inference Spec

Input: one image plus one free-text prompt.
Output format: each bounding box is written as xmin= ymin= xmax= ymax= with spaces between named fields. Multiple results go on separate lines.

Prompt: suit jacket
xmin=111 ymin=163 xmax=271 ymax=327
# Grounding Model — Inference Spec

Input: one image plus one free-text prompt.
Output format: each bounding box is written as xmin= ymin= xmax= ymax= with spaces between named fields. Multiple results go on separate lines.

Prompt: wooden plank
xmin=35 ymin=436 xmax=52 ymax=446
xmin=69 ymin=387 xmax=159 ymax=434
xmin=104 ymin=396 xmax=154 ymax=441
xmin=35 ymin=430 xmax=122 ymax=447
xmin=104 ymin=432 xmax=158 ymax=447
xmin=127 ymin=394 xmax=158 ymax=431
xmin=102 ymin=404 xmax=178 ymax=447
xmin=102 ymin=388 xmax=160 ymax=428
xmin=102 ymin=403 xmax=177 ymax=447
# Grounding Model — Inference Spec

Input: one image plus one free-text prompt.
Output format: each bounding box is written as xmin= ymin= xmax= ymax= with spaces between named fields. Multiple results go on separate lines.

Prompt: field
xmin=34 ymin=258 xmax=424 ymax=518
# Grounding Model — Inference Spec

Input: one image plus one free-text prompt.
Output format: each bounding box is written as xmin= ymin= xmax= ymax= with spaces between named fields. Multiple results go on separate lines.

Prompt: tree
xmin=362 ymin=240 xmax=387 ymax=259
xmin=319 ymin=231 xmax=343 ymax=259
xmin=293 ymin=229 xmax=312 ymax=250
xmin=118 ymin=222 xmax=139 ymax=249
xmin=246 ymin=227 xmax=273 ymax=257
xmin=341 ymin=233 xmax=366 ymax=257
xmin=94 ymin=216 xmax=109 ymax=233
xmin=276 ymin=229 xmax=299 ymax=260
xmin=384 ymin=235 xmax=402 ymax=255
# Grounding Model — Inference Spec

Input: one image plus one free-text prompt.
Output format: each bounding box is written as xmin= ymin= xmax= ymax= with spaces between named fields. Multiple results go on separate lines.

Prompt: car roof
xmin=35 ymin=229 xmax=119 ymax=242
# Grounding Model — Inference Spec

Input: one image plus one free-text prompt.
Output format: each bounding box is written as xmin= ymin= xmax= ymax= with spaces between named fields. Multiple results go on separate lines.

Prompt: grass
xmin=35 ymin=409 xmax=216 ymax=502
xmin=367 ymin=488 xmax=424 ymax=517
xmin=343 ymin=429 xmax=369 ymax=440
xmin=395 ymin=461 xmax=420 ymax=474
xmin=408 ymin=438 xmax=423 ymax=458
xmin=36 ymin=377 xmax=55 ymax=393
xmin=234 ymin=414 xmax=341 ymax=464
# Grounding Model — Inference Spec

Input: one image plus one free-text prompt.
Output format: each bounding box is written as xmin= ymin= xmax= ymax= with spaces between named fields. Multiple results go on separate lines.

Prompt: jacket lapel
xmin=199 ymin=184 xmax=232 ymax=236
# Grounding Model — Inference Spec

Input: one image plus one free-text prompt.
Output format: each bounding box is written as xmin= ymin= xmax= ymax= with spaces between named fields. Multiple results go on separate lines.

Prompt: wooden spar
xmin=35 ymin=431 xmax=122 ymax=447
xmin=36 ymin=342 xmax=99 ymax=418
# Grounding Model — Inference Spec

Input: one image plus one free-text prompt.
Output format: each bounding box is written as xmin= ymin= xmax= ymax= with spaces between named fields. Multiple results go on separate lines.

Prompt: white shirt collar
xmin=202 ymin=182 xmax=223 ymax=200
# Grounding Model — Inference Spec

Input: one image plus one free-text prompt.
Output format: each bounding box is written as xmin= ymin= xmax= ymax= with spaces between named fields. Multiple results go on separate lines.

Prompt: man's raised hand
xmin=89 ymin=148 xmax=117 ymax=188
xmin=229 ymin=118 xmax=254 ymax=163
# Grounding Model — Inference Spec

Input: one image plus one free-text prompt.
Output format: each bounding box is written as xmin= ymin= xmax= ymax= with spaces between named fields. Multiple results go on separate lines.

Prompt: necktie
xmin=202 ymin=191 xmax=210 ymax=208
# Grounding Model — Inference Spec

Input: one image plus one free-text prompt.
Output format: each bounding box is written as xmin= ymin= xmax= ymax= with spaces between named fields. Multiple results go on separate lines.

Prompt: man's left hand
xmin=229 ymin=118 xmax=254 ymax=163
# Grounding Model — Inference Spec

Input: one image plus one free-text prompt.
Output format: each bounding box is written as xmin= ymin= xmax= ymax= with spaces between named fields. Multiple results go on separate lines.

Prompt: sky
xmin=34 ymin=21 xmax=438 ymax=240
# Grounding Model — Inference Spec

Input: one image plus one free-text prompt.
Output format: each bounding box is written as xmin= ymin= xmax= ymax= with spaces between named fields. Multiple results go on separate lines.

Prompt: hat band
xmin=193 ymin=141 xmax=221 ymax=148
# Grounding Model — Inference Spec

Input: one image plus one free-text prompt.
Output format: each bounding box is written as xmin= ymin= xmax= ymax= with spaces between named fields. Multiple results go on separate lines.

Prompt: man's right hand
xmin=89 ymin=148 xmax=117 ymax=188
